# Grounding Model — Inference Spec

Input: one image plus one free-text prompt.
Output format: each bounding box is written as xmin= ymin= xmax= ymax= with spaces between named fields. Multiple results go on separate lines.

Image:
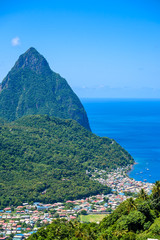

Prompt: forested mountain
xmin=0 ymin=115 xmax=133 ymax=207
xmin=0 ymin=47 xmax=90 ymax=130
xmin=28 ymin=182 xmax=160 ymax=240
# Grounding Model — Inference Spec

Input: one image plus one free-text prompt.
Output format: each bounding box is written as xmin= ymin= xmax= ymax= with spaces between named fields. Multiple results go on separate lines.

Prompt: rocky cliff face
xmin=0 ymin=47 xmax=91 ymax=131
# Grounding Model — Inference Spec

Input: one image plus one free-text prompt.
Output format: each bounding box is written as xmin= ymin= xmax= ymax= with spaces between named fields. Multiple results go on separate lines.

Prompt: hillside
xmin=0 ymin=47 xmax=90 ymax=131
xmin=28 ymin=183 xmax=160 ymax=240
xmin=0 ymin=115 xmax=134 ymax=207
xmin=99 ymin=185 xmax=160 ymax=239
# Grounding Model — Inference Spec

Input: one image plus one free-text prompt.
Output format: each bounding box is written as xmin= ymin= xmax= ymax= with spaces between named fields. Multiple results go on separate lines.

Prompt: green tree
xmin=81 ymin=210 xmax=87 ymax=215
xmin=138 ymin=189 xmax=148 ymax=200
xmin=152 ymin=181 xmax=160 ymax=198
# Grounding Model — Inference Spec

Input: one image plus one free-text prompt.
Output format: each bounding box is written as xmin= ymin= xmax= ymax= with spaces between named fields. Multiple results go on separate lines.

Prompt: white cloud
xmin=11 ymin=37 xmax=20 ymax=46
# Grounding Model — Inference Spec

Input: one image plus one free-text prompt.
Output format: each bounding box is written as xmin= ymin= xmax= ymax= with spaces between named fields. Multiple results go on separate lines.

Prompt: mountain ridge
xmin=0 ymin=47 xmax=91 ymax=130
xmin=11 ymin=47 xmax=51 ymax=74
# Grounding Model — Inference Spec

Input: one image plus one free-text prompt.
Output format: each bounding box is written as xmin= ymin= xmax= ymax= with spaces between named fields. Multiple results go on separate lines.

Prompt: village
xmin=0 ymin=166 xmax=154 ymax=240
xmin=89 ymin=165 xmax=153 ymax=195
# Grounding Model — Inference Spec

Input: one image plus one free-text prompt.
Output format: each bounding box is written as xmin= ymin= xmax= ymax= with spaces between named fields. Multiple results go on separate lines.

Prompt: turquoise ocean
xmin=81 ymin=99 xmax=160 ymax=183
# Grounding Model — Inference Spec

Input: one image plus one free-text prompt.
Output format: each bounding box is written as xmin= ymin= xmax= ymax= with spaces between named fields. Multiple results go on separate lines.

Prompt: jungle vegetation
xmin=0 ymin=114 xmax=133 ymax=208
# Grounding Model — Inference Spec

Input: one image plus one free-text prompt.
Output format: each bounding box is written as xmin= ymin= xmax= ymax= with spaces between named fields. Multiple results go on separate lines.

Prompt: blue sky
xmin=0 ymin=0 xmax=160 ymax=98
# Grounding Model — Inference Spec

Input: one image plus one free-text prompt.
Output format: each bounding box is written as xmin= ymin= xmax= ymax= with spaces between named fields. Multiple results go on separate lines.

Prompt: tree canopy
xmin=0 ymin=115 xmax=133 ymax=207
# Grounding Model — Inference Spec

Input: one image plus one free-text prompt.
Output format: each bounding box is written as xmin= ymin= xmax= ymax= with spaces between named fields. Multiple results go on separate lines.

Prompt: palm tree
xmin=138 ymin=188 xmax=148 ymax=200
xmin=152 ymin=181 xmax=160 ymax=198
xmin=74 ymin=222 xmax=84 ymax=238
xmin=114 ymin=230 xmax=128 ymax=238
xmin=126 ymin=197 xmax=137 ymax=213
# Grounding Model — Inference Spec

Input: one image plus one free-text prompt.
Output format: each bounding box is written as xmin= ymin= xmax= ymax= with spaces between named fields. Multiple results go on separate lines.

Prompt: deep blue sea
xmin=81 ymin=98 xmax=160 ymax=183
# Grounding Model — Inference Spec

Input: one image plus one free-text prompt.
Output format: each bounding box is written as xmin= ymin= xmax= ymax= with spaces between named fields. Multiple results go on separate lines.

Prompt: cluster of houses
xmin=89 ymin=166 xmax=153 ymax=194
xmin=106 ymin=170 xmax=153 ymax=194
xmin=0 ymin=192 xmax=129 ymax=239
xmin=0 ymin=166 xmax=154 ymax=239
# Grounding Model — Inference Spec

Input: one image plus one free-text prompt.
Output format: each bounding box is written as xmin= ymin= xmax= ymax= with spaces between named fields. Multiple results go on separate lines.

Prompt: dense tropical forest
xmin=0 ymin=114 xmax=133 ymax=208
xmin=0 ymin=47 xmax=159 ymax=239
xmin=28 ymin=182 xmax=160 ymax=240
xmin=0 ymin=47 xmax=90 ymax=130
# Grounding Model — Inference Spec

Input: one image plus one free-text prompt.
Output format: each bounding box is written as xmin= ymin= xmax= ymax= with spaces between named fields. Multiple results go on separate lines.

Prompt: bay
xmin=81 ymin=98 xmax=160 ymax=183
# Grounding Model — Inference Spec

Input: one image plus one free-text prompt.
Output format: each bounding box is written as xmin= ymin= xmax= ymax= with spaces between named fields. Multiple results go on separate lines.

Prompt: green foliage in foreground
xmin=0 ymin=115 xmax=133 ymax=208
xmin=28 ymin=182 xmax=160 ymax=240
xmin=28 ymin=219 xmax=99 ymax=240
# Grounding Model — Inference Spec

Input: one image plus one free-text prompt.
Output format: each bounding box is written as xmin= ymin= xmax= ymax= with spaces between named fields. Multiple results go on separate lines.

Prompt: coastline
xmin=93 ymin=166 xmax=154 ymax=195
xmin=127 ymin=161 xmax=155 ymax=184
xmin=127 ymin=161 xmax=138 ymax=177
xmin=82 ymin=99 xmax=160 ymax=184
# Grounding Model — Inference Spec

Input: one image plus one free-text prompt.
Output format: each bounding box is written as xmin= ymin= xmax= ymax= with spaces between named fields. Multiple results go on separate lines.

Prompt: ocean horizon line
xmin=81 ymin=97 xmax=160 ymax=101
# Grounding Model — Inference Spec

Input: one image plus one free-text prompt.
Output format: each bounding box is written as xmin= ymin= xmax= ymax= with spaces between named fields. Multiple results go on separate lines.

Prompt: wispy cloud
xmin=11 ymin=37 xmax=20 ymax=46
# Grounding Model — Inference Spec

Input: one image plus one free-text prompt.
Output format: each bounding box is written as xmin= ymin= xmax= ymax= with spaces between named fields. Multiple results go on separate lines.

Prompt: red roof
xmin=17 ymin=206 xmax=24 ymax=209
xmin=70 ymin=216 xmax=76 ymax=219
xmin=4 ymin=207 xmax=11 ymax=211
xmin=33 ymin=210 xmax=38 ymax=213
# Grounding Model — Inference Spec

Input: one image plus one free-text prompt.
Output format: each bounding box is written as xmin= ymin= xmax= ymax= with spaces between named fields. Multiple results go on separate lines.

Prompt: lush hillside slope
xmin=99 ymin=183 xmax=160 ymax=239
xmin=0 ymin=115 xmax=133 ymax=207
xmin=28 ymin=182 xmax=160 ymax=240
xmin=0 ymin=47 xmax=90 ymax=130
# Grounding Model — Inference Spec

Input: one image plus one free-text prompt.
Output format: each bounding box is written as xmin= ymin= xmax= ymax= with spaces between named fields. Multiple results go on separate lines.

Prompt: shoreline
xmin=127 ymin=161 xmax=155 ymax=184
xmin=90 ymin=165 xmax=153 ymax=195
xmin=82 ymin=99 xmax=160 ymax=185
xmin=127 ymin=161 xmax=138 ymax=177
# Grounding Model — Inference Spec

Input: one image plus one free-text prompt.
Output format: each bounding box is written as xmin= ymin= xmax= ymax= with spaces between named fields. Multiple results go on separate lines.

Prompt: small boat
xmin=146 ymin=168 xmax=149 ymax=171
